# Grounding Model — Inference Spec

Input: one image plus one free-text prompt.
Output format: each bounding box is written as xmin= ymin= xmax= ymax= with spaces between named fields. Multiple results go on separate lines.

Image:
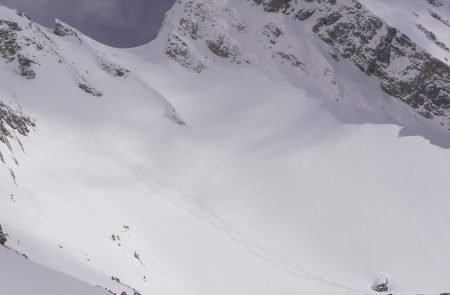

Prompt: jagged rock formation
xmin=0 ymin=19 xmax=21 ymax=62
xmin=248 ymin=0 xmax=450 ymax=127
xmin=1 ymin=13 xmax=106 ymax=96
xmin=162 ymin=0 xmax=450 ymax=128
xmin=0 ymin=99 xmax=35 ymax=183
xmin=0 ymin=100 xmax=35 ymax=164
xmin=160 ymin=0 xmax=341 ymax=103
xmin=17 ymin=54 xmax=36 ymax=79
xmin=165 ymin=33 xmax=206 ymax=73
xmin=53 ymin=20 xmax=83 ymax=43
xmin=250 ymin=0 xmax=450 ymax=126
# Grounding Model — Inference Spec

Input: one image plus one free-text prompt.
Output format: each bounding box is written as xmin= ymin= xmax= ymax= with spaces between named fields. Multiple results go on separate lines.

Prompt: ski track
xmin=80 ymin=125 xmax=370 ymax=295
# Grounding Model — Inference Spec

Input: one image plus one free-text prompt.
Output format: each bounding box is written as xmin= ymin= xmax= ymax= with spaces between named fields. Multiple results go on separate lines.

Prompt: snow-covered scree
xmin=1 ymin=1 xmax=450 ymax=295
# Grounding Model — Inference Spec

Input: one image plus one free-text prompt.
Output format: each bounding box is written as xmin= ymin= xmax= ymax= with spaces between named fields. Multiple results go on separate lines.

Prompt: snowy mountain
xmin=1 ymin=1 xmax=450 ymax=295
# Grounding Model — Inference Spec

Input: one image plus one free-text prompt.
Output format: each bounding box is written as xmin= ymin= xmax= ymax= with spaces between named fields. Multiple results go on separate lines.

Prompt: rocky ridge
xmin=0 ymin=9 xmax=130 ymax=97
xmin=162 ymin=0 xmax=450 ymax=128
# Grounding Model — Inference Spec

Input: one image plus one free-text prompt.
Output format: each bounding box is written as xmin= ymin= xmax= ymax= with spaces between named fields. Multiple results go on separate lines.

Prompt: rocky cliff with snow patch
xmin=161 ymin=0 xmax=450 ymax=128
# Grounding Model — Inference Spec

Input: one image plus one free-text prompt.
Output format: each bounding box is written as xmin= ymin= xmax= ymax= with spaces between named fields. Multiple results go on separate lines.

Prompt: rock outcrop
xmin=161 ymin=0 xmax=450 ymax=128
xmin=249 ymin=0 xmax=450 ymax=127
xmin=0 ymin=100 xmax=35 ymax=165
xmin=0 ymin=225 xmax=8 ymax=246
xmin=371 ymin=277 xmax=390 ymax=292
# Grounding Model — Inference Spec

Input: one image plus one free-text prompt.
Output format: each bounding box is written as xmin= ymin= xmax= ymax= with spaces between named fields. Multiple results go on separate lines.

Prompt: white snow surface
xmin=0 ymin=246 xmax=109 ymax=295
xmin=1 ymin=1 xmax=450 ymax=295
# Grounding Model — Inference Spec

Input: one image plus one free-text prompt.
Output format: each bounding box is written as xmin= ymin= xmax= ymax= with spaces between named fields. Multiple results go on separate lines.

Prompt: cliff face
xmin=161 ymin=0 xmax=450 ymax=128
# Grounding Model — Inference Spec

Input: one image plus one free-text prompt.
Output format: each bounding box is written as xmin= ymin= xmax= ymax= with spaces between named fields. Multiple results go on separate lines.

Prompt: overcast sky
xmin=0 ymin=0 xmax=176 ymax=47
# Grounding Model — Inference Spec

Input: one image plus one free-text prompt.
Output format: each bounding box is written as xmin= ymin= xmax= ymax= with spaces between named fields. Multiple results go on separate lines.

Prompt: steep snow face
xmin=159 ymin=0 xmax=450 ymax=128
xmin=2 ymin=1 xmax=450 ymax=295
xmin=0 ymin=244 xmax=109 ymax=295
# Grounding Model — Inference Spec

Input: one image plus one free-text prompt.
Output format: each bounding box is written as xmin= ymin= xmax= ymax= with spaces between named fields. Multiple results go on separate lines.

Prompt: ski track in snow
xmin=80 ymin=126 xmax=369 ymax=295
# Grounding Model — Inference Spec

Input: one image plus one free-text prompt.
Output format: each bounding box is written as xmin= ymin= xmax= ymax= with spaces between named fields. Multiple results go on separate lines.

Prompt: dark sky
xmin=0 ymin=0 xmax=176 ymax=47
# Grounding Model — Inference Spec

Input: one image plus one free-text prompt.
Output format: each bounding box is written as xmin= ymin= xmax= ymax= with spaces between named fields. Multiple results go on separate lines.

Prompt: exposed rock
xmin=428 ymin=9 xmax=450 ymax=28
xmin=16 ymin=11 xmax=31 ymax=20
xmin=246 ymin=0 xmax=450 ymax=126
xmin=179 ymin=16 xmax=200 ymax=40
xmin=0 ymin=225 xmax=8 ymax=246
xmin=0 ymin=100 xmax=35 ymax=148
xmin=0 ymin=19 xmax=21 ymax=62
xmin=416 ymin=24 xmax=449 ymax=52
xmin=166 ymin=0 xmax=450 ymax=127
xmin=53 ymin=21 xmax=75 ymax=37
xmin=371 ymin=277 xmax=390 ymax=292
xmin=263 ymin=22 xmax=284 ymax=43
xmin=0 ymin=19 xmax=42 ymax=79
xmin=0 ymin=100 xmax=35 ymax=182
xmin=277 ymin=52 xmax=307 ymax=72
xmin=166 ymin=33 xmax=206 ymax=73
xmin=53 ymin=20 xmax=83 ymax=43
xmin=254 ymin=0 xmax=292 ymax=13
xmin=17 ymin=54 xmax=36 ymax=79
xmin=426 ymin=0 xmax=444 ymax=7
xmin=100 ymin=59 xmax=129 ymax=77
xmin=206 ymin=35 xmax=238 ymax=59
xmin=295 ymin=8 xmax=316 ymax=21
xmin=78 ymin=83 xmax=103 ymax=97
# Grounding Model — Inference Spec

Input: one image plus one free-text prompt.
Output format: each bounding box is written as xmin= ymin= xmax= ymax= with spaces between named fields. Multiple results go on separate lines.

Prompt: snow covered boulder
xmin=371 ymin=276 xmax=390 ymax=292
xmin=53 ymin=20 xmax=83 ymax=43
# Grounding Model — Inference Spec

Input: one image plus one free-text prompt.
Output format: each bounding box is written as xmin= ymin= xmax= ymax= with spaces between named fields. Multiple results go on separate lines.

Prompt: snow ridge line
xmin=83 ymin=128 xmax=370 ymax=295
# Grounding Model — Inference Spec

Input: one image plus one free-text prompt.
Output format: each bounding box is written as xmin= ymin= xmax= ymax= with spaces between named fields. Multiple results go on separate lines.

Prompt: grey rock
xmin=295 ymin=8 xmax=316 ymax=20
xmin=0 ymin=100 xmax=35 ymax=145
xmin=416 ymin=23 xmax=449 ymax=52
xmin=0 ymin=20 xmax=21 ymax=62
xmin=426 ymin=0 xmax=444 ymax=7
xmin=207 ymin=36 xmax=235 ymax=58
xmin=17 ymin=54 xmax=36 ymax=79
xmin=0 ymin=225 xmax=7 ymax=246
xmin=53 ymin=21 xmax=83 ymax=43
xmin=100 ymin=60 xmax=129 ymax=77
xmin=166 ymin=33 xmax=205 ymax=73
xmin=371 ymin=277 xmax=390 ymax=292
xmin=248 ymin=0 xmax=450 ymax=127
xmin=428 ymin=9 xmax=450 ymax=28
xmin=78 ymin=84 xmax=103 ymax=97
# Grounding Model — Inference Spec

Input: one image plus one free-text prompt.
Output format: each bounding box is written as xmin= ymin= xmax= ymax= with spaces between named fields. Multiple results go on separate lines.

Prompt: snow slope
xmin=1 ymin=1 xmax=450 ymax=295
xmin=0 ymin=246 xmax=109 ymax=295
